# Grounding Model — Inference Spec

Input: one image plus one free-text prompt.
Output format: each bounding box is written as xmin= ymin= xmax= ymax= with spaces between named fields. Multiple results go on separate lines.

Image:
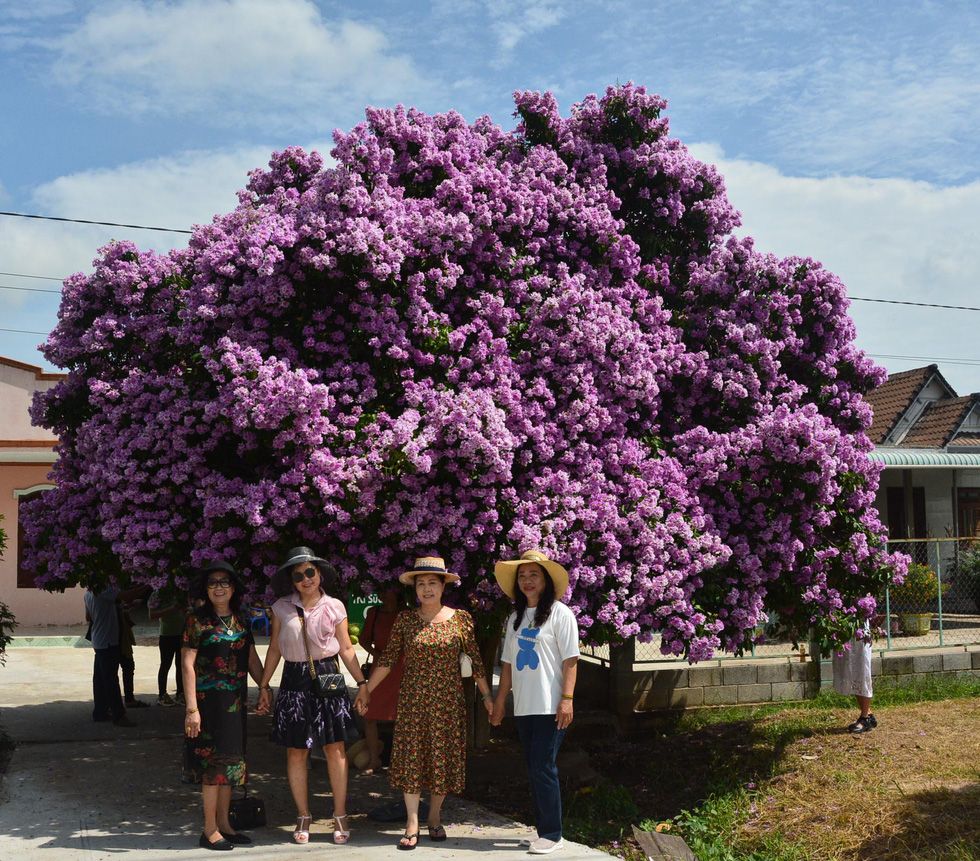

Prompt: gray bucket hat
xmin=276 ymin=546 xmax=331 ymax=575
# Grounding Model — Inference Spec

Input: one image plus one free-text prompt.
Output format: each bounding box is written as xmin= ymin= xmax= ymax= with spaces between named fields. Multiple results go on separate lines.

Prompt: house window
xmin=957 ymin=487 xmax=980 ymax=539
xmin=16 ymin=488 xmax=47 ymax=588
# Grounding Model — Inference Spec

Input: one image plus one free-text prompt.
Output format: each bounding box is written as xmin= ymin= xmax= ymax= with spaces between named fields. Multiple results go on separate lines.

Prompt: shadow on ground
xmin=857 ymin=781 xmax=980 ymax=861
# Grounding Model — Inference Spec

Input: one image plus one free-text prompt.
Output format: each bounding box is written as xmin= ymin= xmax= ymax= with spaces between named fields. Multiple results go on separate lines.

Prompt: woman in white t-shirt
xmin=490 ymin=550 xmax=579 ymax=856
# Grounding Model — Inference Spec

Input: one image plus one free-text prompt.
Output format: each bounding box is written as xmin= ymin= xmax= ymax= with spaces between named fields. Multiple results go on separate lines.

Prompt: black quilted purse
xmin=229 ymin=786 xmax=266 ymax=830
xmin=296 ymin=606 xmax=346 ymax=699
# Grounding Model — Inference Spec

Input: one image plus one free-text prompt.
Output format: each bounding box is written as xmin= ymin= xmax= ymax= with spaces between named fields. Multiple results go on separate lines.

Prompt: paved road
xmin=0 ymin=642 xmax=612 ymax=860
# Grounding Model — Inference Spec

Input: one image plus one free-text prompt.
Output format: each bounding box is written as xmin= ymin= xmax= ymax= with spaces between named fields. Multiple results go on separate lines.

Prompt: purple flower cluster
xmin=22 ymin=85 xmax=904 ymax=657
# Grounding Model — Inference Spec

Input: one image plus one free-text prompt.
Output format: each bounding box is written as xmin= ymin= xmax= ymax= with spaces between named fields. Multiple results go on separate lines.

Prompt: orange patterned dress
xmin=376 ymin=608 xmax=486 ymax=795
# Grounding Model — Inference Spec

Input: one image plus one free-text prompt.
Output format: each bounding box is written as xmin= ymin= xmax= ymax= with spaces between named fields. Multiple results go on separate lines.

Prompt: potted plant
xmin=889 ymin=563 xmax=948 ymax=636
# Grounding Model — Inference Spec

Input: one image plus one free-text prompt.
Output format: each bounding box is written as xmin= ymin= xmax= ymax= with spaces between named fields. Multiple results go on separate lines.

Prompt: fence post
xmin=609 ymin=638 xmax=636 ymax=722
xmin=936 ymin=540 xmax=945 ymax=647
xmin=884 ymin=586 xmax=893 ymax=650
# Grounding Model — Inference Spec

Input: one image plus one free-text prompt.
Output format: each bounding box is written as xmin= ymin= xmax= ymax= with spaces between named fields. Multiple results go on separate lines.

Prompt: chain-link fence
xmin=578 ymin=537 xmax=980 ymax=666
xmin=880 ymin=537 xmax=980 ymax=649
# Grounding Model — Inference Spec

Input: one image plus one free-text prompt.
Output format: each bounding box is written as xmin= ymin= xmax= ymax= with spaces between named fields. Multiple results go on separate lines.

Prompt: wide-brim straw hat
xmin=276 ymin=546 xmax=332 ymax=575
xmin=399 ymin=556 xmax=461 ymax=586
xmin=494 ymin=549 xmax=569 ymax=600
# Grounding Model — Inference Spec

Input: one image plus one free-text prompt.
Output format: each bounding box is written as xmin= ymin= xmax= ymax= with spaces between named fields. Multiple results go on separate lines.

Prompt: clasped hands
xmin=354 ymin=686 xmax=370 ymax=715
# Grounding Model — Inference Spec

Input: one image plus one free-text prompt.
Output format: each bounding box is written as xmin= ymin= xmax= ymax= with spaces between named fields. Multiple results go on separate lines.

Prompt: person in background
xmin=355 ymin=556 xmax=493 ymax=851
xmin=148 ymin=585 xmax=187 ymax=706
xmin=491 ymin=550 xmax=579 ymax=857
xmin=833 ymin=623 xmax=876 ymax=734
xmin=182 ymin=560 xmax=265 ymax=851
xmin=255 ymin=546 xmax=366 ymax=846
xmin=360 ymin=584 xmax=407 ymax=772
xmin=84 ymin=583 xmax=149 ymax=727
xmin=119 ymin=601 xmax=150 ymax=709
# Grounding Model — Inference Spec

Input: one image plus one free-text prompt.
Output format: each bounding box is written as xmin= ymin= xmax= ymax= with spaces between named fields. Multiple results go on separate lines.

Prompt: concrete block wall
xmin=819 ymin=644 xmax=980 ymax=691
xmin=632 ymin=657 xmax=819 ymax=711
xmin=578 ymin=643 xmax=980 ymax=715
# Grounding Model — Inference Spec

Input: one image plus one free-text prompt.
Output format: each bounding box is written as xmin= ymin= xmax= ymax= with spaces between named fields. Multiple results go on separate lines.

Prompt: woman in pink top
xmin=256 ymin=547 xmax=368 ymax=845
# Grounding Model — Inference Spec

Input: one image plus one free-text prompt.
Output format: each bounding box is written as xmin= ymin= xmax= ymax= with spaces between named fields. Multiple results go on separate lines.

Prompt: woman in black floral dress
xmin=182 ymin=561 xmax=264 ymax=851
xmin=256 ymin=547 xmax=367 ymax=845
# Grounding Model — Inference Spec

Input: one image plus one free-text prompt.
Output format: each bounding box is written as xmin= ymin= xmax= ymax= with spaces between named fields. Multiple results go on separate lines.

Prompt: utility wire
xmin=0 ymin=283 xmax=60 ymax=294
xmin=0 ymin=327 xmax=48 ymax=335
xmin=0 ymin=211 xmax=192 ymax=234
xmin=0 ymin=271 xmax=63 ymax=281
xmin=850 ymin=296 xmax=980 ymax=312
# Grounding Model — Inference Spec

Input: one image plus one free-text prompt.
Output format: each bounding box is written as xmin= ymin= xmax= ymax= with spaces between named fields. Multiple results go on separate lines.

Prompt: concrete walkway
xmin=0 ymin=642 xmax=612 ymax=860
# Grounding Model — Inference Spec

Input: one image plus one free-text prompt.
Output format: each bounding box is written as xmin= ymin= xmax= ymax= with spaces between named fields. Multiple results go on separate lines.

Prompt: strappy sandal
xmin=293 ymin=814 xmax=312 ymax=844
xmin=333 ymin=814 xmax=351 ymax=845
xmin=427 ymin=823 xmax=447 ymax=842
xmin=397 ymin=831 xmax=420 ymax=850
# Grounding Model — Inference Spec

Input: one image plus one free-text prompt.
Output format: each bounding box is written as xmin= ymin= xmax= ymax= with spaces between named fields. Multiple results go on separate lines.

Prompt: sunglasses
xmin=207 ymin=578 xmax=232 ymax=589
xmin=291 ymin=567 xmax=319 ymax=584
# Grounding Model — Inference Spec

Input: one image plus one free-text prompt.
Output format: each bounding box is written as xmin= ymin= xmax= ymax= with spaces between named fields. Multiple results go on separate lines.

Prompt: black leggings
xmin=158 ymin=634 xmax=183 ymax=697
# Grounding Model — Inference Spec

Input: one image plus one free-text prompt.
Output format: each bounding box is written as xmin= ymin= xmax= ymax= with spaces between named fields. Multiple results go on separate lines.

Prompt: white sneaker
xmin=528 ymin=837 xmax=564 ymax=854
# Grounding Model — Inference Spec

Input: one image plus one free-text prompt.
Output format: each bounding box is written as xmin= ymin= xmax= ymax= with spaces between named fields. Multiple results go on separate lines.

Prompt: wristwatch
xmin=356 ymin=679 xmax=368 ymax=687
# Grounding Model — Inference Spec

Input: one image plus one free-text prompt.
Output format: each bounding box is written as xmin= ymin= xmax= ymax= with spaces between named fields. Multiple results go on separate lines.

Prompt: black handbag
xmin=229 ymin=786 xmax=266 ymax=830
xmin=296 ymin=607 xmax=346 ymax=699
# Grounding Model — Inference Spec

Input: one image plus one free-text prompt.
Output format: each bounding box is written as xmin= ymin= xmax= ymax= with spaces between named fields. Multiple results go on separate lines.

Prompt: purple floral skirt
xmin=271 ymin=658 xmax=358 ymax=749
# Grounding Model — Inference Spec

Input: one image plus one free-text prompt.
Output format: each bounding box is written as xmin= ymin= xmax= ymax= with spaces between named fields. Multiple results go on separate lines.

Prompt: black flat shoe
xmin=397 ymin=832 xmax=420 ymax=851
xmin=199 ymin=832 xmax=234 ymax=851
xmin=427 ymin=824 xmax=447 ymax=842
xmin=220 ymin=831 xmax=252 ymax=845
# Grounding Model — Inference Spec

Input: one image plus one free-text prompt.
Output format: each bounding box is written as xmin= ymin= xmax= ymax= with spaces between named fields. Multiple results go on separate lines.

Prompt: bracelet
xmin=259 ymin=685 xmax=271 ymax=691
xmin=186 ymin=707 xmax=199 ymax=714
xmin=482 ymin=692 xmax=493 ymax=702
xmin=356 ymin=679 xmax=368 ymax=687
xmin=561 ymin=694 xmax=573 ymax=701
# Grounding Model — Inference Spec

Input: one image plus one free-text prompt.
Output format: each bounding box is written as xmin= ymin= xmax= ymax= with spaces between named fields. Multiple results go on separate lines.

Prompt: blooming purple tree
xmin=23 ymin=85 xmax=903 ymax=659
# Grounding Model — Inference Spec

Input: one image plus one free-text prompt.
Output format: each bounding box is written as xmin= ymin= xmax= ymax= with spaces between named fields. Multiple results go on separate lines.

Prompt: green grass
xmin=600 ymin=672 xmax=980 ymax=861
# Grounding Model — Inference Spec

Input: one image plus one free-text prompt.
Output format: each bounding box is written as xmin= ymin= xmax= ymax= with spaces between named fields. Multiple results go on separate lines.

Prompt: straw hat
xmin=494 ymin=549 xmax=569 ymax=600
xmin=399 ymin=556 xmax=460 ymax=586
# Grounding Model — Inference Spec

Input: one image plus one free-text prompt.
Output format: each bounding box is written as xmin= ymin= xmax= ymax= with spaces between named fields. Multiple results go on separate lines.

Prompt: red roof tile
xmin=899 ymin=396 xmax=978 ymax=448
xmin=866 ymin=366 xmax=937 ymax=445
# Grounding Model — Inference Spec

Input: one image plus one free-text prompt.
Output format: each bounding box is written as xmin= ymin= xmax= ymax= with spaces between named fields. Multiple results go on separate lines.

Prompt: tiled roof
xmin=866 ymin=365 xmax=936 ymax=445
xmin=898 ymin=396 xmax=977 ymax=448
xmin=947 ymin=433 xmax=980 ymax=448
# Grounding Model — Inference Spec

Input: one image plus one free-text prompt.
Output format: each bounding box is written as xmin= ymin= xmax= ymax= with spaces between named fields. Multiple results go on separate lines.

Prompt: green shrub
xmin=889 ymin=562 xmax=949 ymax=608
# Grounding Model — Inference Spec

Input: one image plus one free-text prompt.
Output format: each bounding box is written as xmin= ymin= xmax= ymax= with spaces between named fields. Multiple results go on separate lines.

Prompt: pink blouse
xmin=270 ymin=593 xmax=346 ymax=662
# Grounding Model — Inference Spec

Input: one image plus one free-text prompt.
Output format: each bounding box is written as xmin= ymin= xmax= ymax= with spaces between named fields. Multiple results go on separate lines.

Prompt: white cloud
xmin=0 ymin=142 xmax=329 ymax=301
xmin=691 ymin=143 xmax=980 ymax=394
xmin=483 ymin=0 xmax=565 ymax=54
xmin=47 ymin=0 xmax=426 ymax=123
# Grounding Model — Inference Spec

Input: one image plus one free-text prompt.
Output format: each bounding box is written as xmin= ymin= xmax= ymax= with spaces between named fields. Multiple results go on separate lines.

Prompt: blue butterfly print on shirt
xmin=515 ymin=627 xmax=540 ymax=670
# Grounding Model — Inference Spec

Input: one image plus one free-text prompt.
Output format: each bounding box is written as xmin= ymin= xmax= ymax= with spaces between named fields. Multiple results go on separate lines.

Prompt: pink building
xmin=0 ymin=356 xmax=84 ymax=626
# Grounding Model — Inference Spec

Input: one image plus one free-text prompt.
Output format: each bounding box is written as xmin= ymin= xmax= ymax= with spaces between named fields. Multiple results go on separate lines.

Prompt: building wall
xmin=1 ymin=462 xmax=84 ymax=626
xmin=0 ymin=357 xmax=81 ymax=626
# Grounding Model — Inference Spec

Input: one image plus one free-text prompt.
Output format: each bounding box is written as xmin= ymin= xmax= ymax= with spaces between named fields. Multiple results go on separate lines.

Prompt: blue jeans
xmin=515 ymin=714 xmax=566 ymax=842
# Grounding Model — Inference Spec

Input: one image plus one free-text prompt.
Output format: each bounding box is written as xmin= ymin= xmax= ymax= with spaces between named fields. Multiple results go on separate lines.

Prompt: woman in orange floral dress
xmin=355 ymin=557 xmax=493 ymax=850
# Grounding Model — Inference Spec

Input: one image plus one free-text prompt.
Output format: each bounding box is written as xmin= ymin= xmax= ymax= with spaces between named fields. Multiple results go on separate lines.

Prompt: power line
xmin=0 ymin=211 xmax=192 ymax=235
xmin=868 ymin=353 xmax=980 ymax=368
xmin=0 ymin=271 xmax=63 ymax=281
xmin=0 ymin=326 xmax=49 ymax=335
xmin=850 ymin=296 xmax=980 ymax=312
xmin=0 ymin=283 xmax=60 ymax=294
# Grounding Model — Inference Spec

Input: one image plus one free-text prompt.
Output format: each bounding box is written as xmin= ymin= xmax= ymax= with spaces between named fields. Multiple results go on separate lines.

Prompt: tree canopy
xmin=23 ymin=85 xmax=904 ymax=659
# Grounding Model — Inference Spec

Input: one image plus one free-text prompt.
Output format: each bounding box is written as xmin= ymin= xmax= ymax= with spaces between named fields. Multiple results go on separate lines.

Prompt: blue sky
xmin=2 ymin=0 xmax=980 ymax=392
